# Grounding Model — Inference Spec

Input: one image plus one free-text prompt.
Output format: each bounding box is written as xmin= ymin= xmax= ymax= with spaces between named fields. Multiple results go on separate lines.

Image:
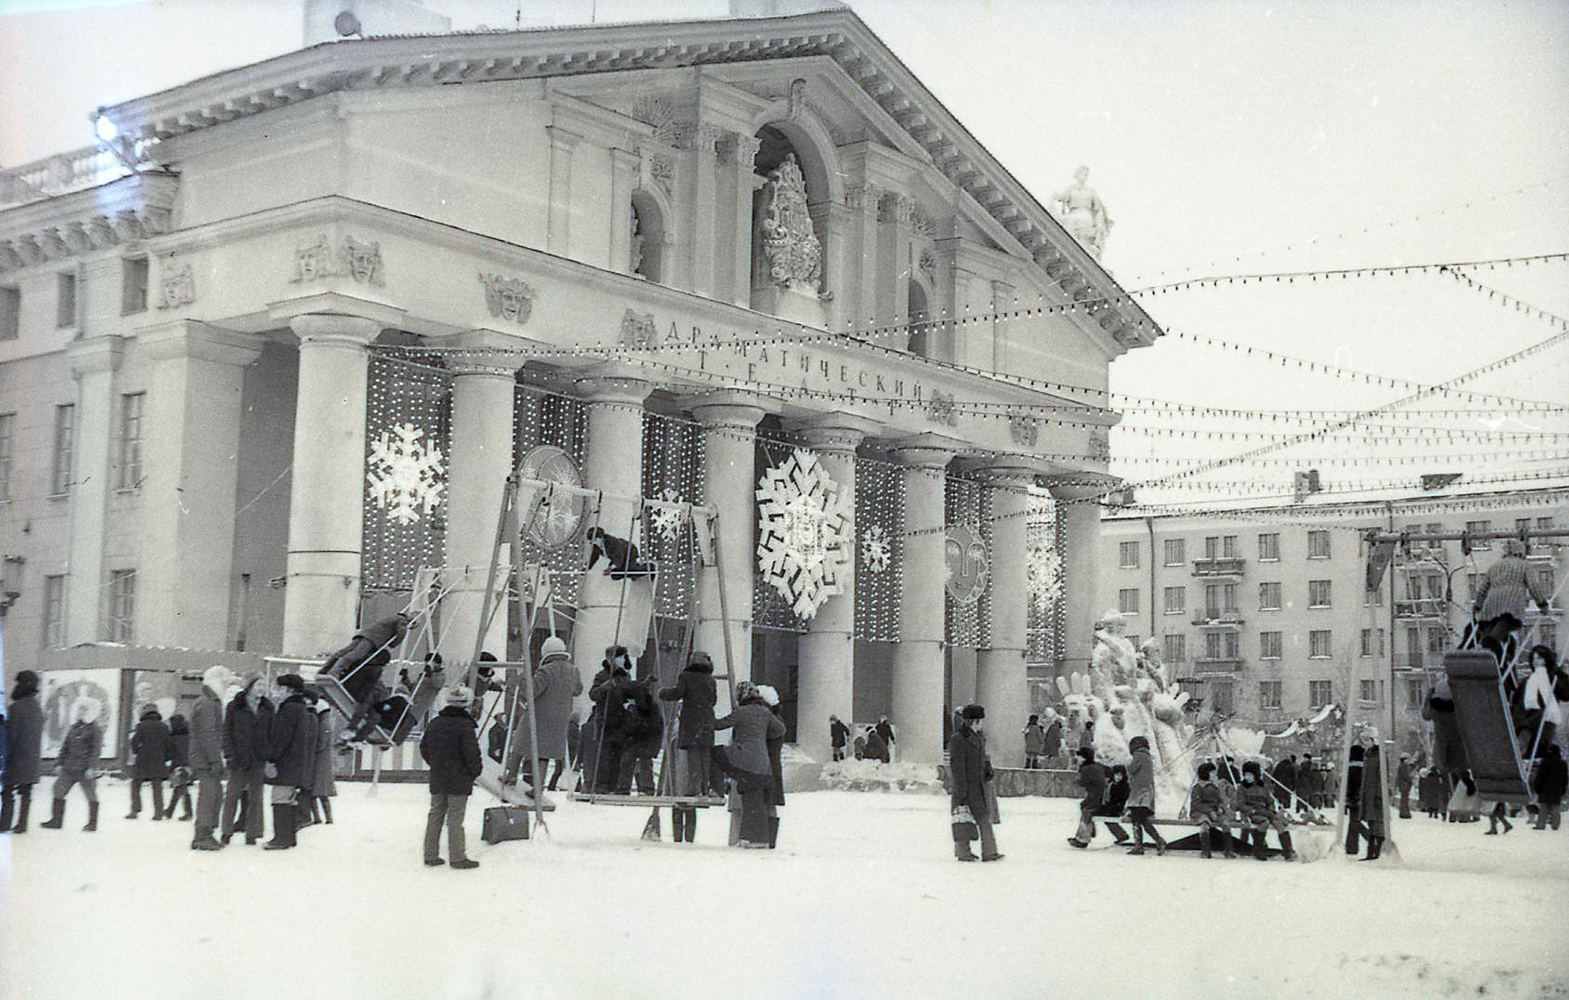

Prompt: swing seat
xmin=384 ymin=672 xmax=443 ymax=744
xmin=1445 ymin=649 xmax=1534 ymax=805
xmin=475 ymin=755 xmax=556 ymax=811
xmin=311 ymin=675 xmax=395 ymax=746
xmin=567 ymin=793 xmax=726 ymax=808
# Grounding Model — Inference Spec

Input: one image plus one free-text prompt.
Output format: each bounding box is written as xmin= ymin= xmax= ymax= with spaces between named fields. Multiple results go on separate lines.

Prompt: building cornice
xmin=0 ymin=172 xmax=178 ymax=273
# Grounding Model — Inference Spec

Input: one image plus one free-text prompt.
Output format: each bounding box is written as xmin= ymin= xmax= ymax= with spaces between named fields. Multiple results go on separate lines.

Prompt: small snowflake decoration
xmin=650 ymin=488 xmax=687 ymax=542
xmin=756 ymin=447 xmax=852 ymax=620
xmin=367 ymin=423 xmax=446 ymax=525
xmin=1027 ymin=544 xmax=1063 ymax=617
xmin=860 ymin=524 xmax=891 ymax=574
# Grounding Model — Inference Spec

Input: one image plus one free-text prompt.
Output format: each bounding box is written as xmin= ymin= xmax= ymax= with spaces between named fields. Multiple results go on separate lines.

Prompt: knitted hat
xmin=445 ymin=685 xmax=473 ymax=708
xmin=757 ymin=684 xmax=780 ymax=708
xmin=540 ymin=636 xmax=569 ymax=662
xmin=734 ymin=681 xmax=758 ymax=703
xmin=961 ymin=703 xmax=985 ymax=721
xmin=141 ymin=703 xmax=158 ymax=716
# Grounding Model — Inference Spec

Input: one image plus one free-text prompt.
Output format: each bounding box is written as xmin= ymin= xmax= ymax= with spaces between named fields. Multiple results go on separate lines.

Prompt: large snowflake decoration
xmin=650 ymin=488 xmax=687 ymax=542
xmin=860 ymin=524 xmax=891 ymax=575
xmin=367 ymin=423 xmax=446 ymax=525
xmin=1027 ymin=544 xmax=1063 ymax=617
xmin=756 ymin=447 xmax=852 ymax=619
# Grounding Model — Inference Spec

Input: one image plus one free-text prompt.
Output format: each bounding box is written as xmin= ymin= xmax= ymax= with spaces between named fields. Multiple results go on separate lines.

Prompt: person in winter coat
xmin=1023 ymin=715 xmax=1045 ymax=770
xmin=163 ymin=713 xmax=194 ymax=820
xmin=864 ymin=724 xmax=889 ymax=764
xmin=1067 ymin=747 xmax=1111 ymax=848
xmin=1532 ymin=743 xmax=1566 ymax=830
xmin=1295 ymin=754 xmax=1318 ymax=809
xmin=1236 ymin=761 xmax=1295 ymax=860
xmin=1189 ymin=763 xmax=1236 ymax=858
xmin=310 ymin=703 xmax=338 ymax=824
xmin=875 ymin=717 xmax=897 ymax=763
xmin=1396 ymin=755 xmax=1415 ymax=819
xmin=126 ymin=704 xmax=171 ymax=820
xmin=1516 ymin=645 xmax=1563 ymax=755
xmin=322 ymin=612 xmax=410 ymax=741
xmin=1343 ymin=744 xmax=1366 ymax=854
xmin=947 ymin=703 xmax=1001 ymax=862
xmin=514 ymin=635 xmax=583 ymax=792
xmin=1471 ymin=540 xmax=1551 ymax=667
xmin=1125 ymin=735 xmax=1168 ymax=855
xmin=1043 ymin=713 xmax=1064 ymax=766
xmin=585 ymin=526 xmax=653 ymax=580
xmin=1423 ymin=679 xmax=1469 ymax=792
xmin=711 ymin=681 xmax=785 ymax=848
xmin=1271 ymin=755 xmax=1298 ymax=810
xmin=295 ymin=695 xmax=321 ymax=830
xmin=659 ymin=650 xmax=718 ymax=843
xmin=189 ymin=665 xmax=232 ymax=850
xmin=221 ymin=678 xmax=267 ymax=845
xmin=419 ymin=685 xmax=483 ymax=869
xmin=759 ymin=685 xmax=787 ymax=849
xmin=41 ymin=701 xmax=104 ymax=832
xmin=829 ymin=715 xmax=850 ymax=762
xmin=586 ymin=647 xmax=633 ymax=792
xmin=1 ymin=670 xmax=44 ymax=834
xmin=263 ymin=674 xmax=313 ymax=850
xmin=1094 ymin=764 xmax=1132 ymax=844
xmin=1358 ymin=744 xmax=1388 ymax=858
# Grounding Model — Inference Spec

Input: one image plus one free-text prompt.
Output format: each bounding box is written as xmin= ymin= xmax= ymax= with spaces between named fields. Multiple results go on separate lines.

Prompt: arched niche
xmin=906 ymin=278 xmax=933 ymax=358
xmin=749 ymin=113 xmax=841 ymax=324
xmin=630 ymin=187 xmax=670 ymax=284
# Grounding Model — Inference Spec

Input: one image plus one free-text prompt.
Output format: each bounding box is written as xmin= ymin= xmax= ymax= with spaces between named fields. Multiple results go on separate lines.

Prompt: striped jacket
xmin=1473 ymin=554 xmax=1549 ymax=622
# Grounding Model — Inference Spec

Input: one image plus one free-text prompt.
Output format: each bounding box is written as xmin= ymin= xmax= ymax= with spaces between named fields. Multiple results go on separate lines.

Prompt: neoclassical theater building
xmin=0 ymin=2 xmax=1161 ymax=764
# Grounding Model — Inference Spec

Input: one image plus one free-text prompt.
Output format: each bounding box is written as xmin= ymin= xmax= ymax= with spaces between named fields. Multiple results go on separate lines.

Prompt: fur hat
xmin=757 ymin=684 xmax=780 ymax=708
xmin=203 ymin=664 xmax=234 ymax=694
xmin=141 ymin=702 xmax=159 ymax=716
xmin=688 ymin=651 xmax=714 ymax=674
xmin=445 ymin=685 xmax=473 ymax=708
xmin=1242 ymin=760 xmax=1262 ymax=779
xmin=540 ymin=635 xmax=569 ymax=662
xmin=1077 ymin=746 xmax=1096 ymax=762
xmin=1128 ymin=735 xmax=1150 ymax=753
xmin=961 ymin=703 xmax=985 ymax=721
xmin=276 ymin=673 xmax=305 ymax=693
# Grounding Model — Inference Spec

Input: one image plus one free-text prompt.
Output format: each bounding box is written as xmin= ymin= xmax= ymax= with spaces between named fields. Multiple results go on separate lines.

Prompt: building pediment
xmin=79 ymin=8 xmax=1160 ymax=349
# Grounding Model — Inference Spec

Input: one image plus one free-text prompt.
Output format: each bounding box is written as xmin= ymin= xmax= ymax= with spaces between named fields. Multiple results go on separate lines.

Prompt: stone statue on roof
xmin=1052 ymin=165 xmax=1112 ymax=259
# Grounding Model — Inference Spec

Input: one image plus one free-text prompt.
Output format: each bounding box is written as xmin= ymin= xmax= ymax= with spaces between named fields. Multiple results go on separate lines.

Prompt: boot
xmin=1279 ymin=830 xmax=1296 ymax=861
xmin=768 ymin=816 xmax=780 ymax=849
xmin=264 ymin=805 xmax=295 ymax=850
xmin=84 ymin=801 xmax=99 ymax=832
xmin=1199 ymin=828 xmax=1213 ymax=859
xmin=1252 ymin=829 xmax=1268 ymax=861
xmin=1363 ymin=836 xmax=1383 ymax=861
xmin=684 ymin=810 xmax=696 ymax=843
xmin=321 ymin=799 xmax=333 ymax=824
xmin=1219 ymin=828 xmax=1237 ymax=859
xmin=0 ymin=792 xmax=12 ymax=832
xmin=1128 ymin=825 xmax=1146 ymax=855
xmin=41 ymin=798 xmax=65 ymax=829
xmin=11 ymin=789 xmax=30 ymax=834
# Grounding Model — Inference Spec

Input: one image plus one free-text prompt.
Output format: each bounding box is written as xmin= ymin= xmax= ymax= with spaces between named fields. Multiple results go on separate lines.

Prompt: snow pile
xmin=3 ymin=783 xmax=1567 ymax=998
xmin=816 ymin=758 xmax=944 ymax=794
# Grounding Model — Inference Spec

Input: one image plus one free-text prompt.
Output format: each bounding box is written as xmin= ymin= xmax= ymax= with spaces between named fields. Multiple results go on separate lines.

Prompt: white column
xmin=890 ymin=440 xmax=954 ymax=765
xmin=63 ymin=336 xmax=123 ymax=644
xmin=689 ymin=391 xmax=773 ymax=694
xmin=809 ymin=200 xmax=851 ymax=333
xmin=1048 ymin=480 xmax=1106 ymax=679
xmin=724 ymin=132 xmax=762 ymax=307
xmin=546 ymin=126 xmax=581 ymax=257
xmin=991 ymin=279 xmax=1015 ymax=374
xmin=974 ymin=466 xmax=1034 ymax=768
xmin=571 ymin=375 xmax=652 ymax=714
xmin=847 ymin=183 xmax=881 ymax=334
xmin=608 ymin=147 xmax=641 ymax=274
xmin=677 ymin=123 xmax=721 ymax=298
xmin=136 ymin=320 xmax=262 ymax=649
xmin=437 ymin=332 xmax=517 ymax=663
xmin=281 ymin=314 xmax=382 ymax=657
xmin=794 ymin=414 xmax=880 ymax=760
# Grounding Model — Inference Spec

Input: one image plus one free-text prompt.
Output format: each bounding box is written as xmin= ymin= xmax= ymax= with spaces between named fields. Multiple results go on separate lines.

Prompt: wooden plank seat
xmin=567 ymin=793 xmax=726 ymax=808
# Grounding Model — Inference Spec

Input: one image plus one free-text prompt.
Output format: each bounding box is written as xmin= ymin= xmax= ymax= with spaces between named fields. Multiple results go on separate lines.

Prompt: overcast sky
xmin=3 ymin=0 xmax=1566 ymax=505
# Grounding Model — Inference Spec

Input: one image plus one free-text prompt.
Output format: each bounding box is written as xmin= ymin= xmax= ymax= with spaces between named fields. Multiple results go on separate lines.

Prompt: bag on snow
xmin=481 ymin=806 xmax=530 ymax=844
xmin=951 ymin=805 xmax=978 ymax=843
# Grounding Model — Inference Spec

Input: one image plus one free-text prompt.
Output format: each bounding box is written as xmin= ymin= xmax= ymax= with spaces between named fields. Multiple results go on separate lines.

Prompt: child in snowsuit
xmin=1189 ymin=763 xmax=1236 ymax=858
xmin=1236 ymin=761 xmax=1295 ymax=861
xmin=164 ymin=713 xmax=194 ymax=820
xmin=1067 ymin=746 xmax=1108 ymax=848
xmin=41 ymin=704 xmax=103 ymax=831
xmin=126 ymin=704 xmax=171 ymax=821
xmin=1125 ymin=736 xmax=1167 ymax=856
xmin=1097 ymin=764 xmax=1131 ymax=844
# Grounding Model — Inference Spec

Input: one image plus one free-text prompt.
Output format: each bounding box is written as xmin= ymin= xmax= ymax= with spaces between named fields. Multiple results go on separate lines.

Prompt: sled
xmin=1444 ymin=650 xmax=1534 ymax=805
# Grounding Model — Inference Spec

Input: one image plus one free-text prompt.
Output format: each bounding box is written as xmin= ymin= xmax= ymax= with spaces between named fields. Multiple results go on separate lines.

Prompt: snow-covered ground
xmin=3 ymin=783 xmax=1566 ymax=999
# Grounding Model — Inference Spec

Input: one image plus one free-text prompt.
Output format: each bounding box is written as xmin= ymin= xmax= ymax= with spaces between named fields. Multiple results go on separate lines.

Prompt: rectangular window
xmin=1406 ymin=627 xmax=1422 ymax=667
xmin=1542 ymin=623 xmax=1557 ymax=650
xmin=1119 ymin=541 xmax=1140 ymax=569
xmin=106 ymin=569 xmax=136 ymax=642
xmin=1377 ymin=628 xmax=1386 ymax=656
xmin=1261 ymin=631 xmax=1282 ymax=659
xmin=1426 ymin=575 xmax=1445 ymax=600
xmin=1466 ymin=520 xmax=1491 ymax=550
xmin=1222 ymin=583 xmax=1238 ymax=614
xmin=1127 ymin=634 xmax=1141 ymax=650
xmin=1359 ymin=679 xmax=1378 ymax=704
xmin=1309 ymin=580 xmax=1332 ymax=608
xmin=51 ymin=403 xmax=75 ymax=495
xmin=1427 ymin=523 xmax=1443 ymax=549
xmin=1258 ymin=532 xmax=1280 ymax=561
xmin=1516 ymin=517 xmax=1532 ymax=537
xmin=1163 ymin=586 xmax=1186 ymax=614
xmin=1259 ymin=581 xmax=1281 ymax=611
xmin=1360 ymin=629 xmax=1372 ymax=657
xmin=0 ymin=412 xmax=12 ymax=501
xmin=1223 ymin=632 xmax=1239 ymax=659
xmin=0 ymin=284 xmax=18 ymax=341
xmin=56 ymin=271 xmax=77 ymax=328
xmin=1467 ymin=573 xmax=1482 ymax=600
xmin=42 ymin=574 xmax=66 ymax=648
xmin=1222 ymin=535 xmax=1239 ymax=558
xmin=1205 ymin=632 xmax=1223 ymax=660
xmin=1259 ymin=681 xmax=1282 ymax=710
xmin=1364 ymin=583 xmax=1382 ymax=607
xmin=1538 ymin=517 xmax=1556 ymax=530
xmin=1405 ymin=677 xmax=1425 ymax=706
xmin=1535 ymin=568 xmax=1555 ymax=599
xmin=1309 ymin=629 xmax=1332 ymax=658
xmin=121 ymin=255 xmax=149 ymax=314
xmin=1210 ymin=681 xmax=1234 ymax=715
xmin=1118 ymin=588 xmax=1139 ymax=615
xmin=1163 ymin=633 xmax=1186 ymax=663
xmin=1164 ymin=538 xmax=1185 ymax=565
xmin=1427 ymin=628 xmax=1446 ymax=654
xmin=1204 ymin=536 xmax=1219 ymax=559
xmin=1205 ymin=584 xmax=1221 ymax=617
xmin=117 ymin=392 xmax=145 ymax=489
xmin=1309 ymin=680 xmax=1333 ymax=709
xmin=1307 ymin=530 xmax=1330 ymax=559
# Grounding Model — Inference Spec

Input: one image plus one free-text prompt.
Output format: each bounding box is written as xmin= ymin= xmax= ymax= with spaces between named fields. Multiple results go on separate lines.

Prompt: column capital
xmin=787 ymin=411 xmax=883 ymax=456
xmin=289 ymin=313 xmax=383 ymax=349
xmin=137 ymin=319 xmax=263 ymax=367
xmin=957 ymin=455 xmax=1053 ymax=489
xmin=889 ymin=432 xmax=964 ymax=469
xmin=66 ymin=334 xmax=125 ymax=377
xmin=609 ymin=146 xmax=642 ymax=173
xmin=547 ymin=125 xmax=582 ymax=152
xmin=577 ymin=374 xmax=653 ymax=407
xmin=428 ymin=328 xmax=530 ymax=379
xmin=1045 ymin=473 xmax=1118 ymax=503
xmin=684 ymin=388 xmax=778 ymax=430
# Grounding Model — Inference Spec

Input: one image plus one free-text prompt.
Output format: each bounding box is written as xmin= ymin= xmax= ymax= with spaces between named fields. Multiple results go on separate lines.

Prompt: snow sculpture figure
xmin=1056 ymin=611 xmax=1195 ymax=813
xmin=759 ymin=155 xmax=822 ymax=293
